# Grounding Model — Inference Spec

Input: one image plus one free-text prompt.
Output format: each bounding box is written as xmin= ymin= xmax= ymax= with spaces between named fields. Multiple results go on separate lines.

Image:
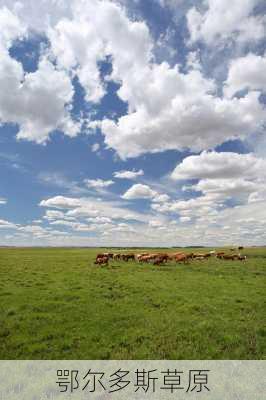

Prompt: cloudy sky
xmin=0 ymin=0 xmax=266 ymax=247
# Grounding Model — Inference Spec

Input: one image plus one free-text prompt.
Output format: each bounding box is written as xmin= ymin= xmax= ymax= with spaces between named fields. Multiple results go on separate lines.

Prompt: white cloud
xmin=0 ymin=198 xmax=7 ymax=205
xmin=91 ymin=143 xmax=100 ymax=152
xmin=0 ymin=0 xmax=72 ymax=32
xmin=100 ymin=70 xmax=265 ymax=158
xmin=84 ymin=178 xmax=114 ymax=189
xmin=171 ymin=151 xmax=266 ymax=180
xmin=0 ymin=5 xmax=26 ymax=47
xmin=0 ymin=218 xmax=17 ymax=229
xmin=192 ymin=178 xmax=262 ymax=200
xmin=122 ymin=183 xmax=157 ymax=200
xmin=0 ymin=7 xmax=81 ymax=144
xmin=187 ymin=0 xmax=265 ymax=45
xmin=225 ymin=53 xmax=266 ymax=98
xmin=1 ymin=1 xmax=265 ymax=156
xmin=39 ymin=195 xmax=151 ymax=222
xmin=48 ymin=0 xmax=152 ymax=104
xmin=0 ymin=51 xmax=80 ymax=143
xmin=40 ymin=196 xmax=82 ymax=209
xmin=153 ymin=193 xmax=170 ymax=203
xmin=180 ymin=216 xmax=191 ymax=222
xmin=113 ymin=169 xmax=144 ymax=179
xmin=46 ymin=0 xmax=266 ymax=159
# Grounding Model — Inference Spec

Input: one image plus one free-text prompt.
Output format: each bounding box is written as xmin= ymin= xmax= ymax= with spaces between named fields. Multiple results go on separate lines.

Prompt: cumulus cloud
xmin=0 ymin=5 xmax=26 ymax=46
xmin=48 ymin=0 xmax=152 ymax=104
xmin=122 ymin=184 xmax=157 ymax=200
xmin=40 ymin=196 xmax=82 ymax=209
xmin=224 ymin=53 xmax=266 ymax=98
xmin=91 ymin=143 xmax=100 ymax=152
xmin=171 ymin=151 xmax=266 ymax=212
xmin=191 ymin=178 xmax=262 ymax=199
xmin=0 ymin=0 xmax=72 ymax=32
xmin=0 ymin=7 xmax=81 ymax=144
xmin=100 ymin=70 xmax=265 ymax=158
xmin=84 ymin=178 xmax=114 ymax=189
xmin=171 ymin=151 xmax=266 ymax=180
xmin=0 ymin=218 xmax=17 ymax=229
xmin=113 ymin=169 xmax=144 ymax=179
xmin=1 ymin=1 xmax=265 ymax=156
xmin=187 ymin=0 xmax=265 ymax=45
xmin=0 ymin=51 xmax=80 ymax=143
xmin=39 ymin=195 xmax=150 ymax=222
xmin=0 ymin=198 xmax=7 ymax=205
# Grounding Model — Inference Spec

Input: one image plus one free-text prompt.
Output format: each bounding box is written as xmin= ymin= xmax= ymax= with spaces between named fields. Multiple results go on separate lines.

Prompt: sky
xmin=0 ymin=0 xmax=266 ymax=247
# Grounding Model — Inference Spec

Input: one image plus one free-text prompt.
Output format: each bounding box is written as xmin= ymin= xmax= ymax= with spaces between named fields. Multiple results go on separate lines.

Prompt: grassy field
xmin=0 ymin=247 xmax=265 ymax=359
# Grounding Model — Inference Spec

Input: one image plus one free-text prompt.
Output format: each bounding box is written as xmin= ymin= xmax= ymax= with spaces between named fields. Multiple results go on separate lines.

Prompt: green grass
xmin=0 ymin=247 xmax=265 ymax=359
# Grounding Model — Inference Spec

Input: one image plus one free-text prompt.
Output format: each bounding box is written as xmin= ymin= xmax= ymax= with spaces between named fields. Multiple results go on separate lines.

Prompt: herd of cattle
xmin=94 ymin=248 xmax=247 ymax=266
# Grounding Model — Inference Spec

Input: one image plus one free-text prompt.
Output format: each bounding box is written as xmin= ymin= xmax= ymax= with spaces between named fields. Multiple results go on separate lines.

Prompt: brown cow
xmin=121 ymin=254 xmax=135 ymax=262
xmin=138 ymin=254 xmax=154 ymax=263
xmin=113 ymin=254 xmax=121 ymax=260
xmin=174 ymin=254 xmax=189 ymax=264
xmin=94 ymin=256 xmax=109 ymax=266
xmin=222 ymin=254 xmax=239 ymax=260
xmin=153 ymin=256 xmax=165 ymax=265
xmin=216 ymin=252 xmax=225 ymax=258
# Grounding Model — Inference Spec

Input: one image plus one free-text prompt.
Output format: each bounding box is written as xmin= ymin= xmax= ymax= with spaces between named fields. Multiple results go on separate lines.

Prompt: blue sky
xmin=0 ymin=0 xmax=266 ymax=246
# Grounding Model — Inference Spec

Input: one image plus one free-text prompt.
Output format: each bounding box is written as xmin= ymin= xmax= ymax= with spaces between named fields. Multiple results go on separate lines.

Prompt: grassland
xmin=0 ymin=247 xmax=265 ymax=359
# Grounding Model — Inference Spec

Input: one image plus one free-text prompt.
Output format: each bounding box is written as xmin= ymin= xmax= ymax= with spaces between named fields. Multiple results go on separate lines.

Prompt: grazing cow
xmin=156 ymin=253 xmax=169 ymax=262
xmin=94 ymin=256 xmax=109 ymax=266
xmin=138 ymin=254 xmax=158 ymax=263
xmin=238 ymin=246 xmax=244 ymax=250
xmin=135 ymin=253 xmax=150 ymax=261
xmin=174 ymin=254 xmax=189 ymax=264
xmin=138 ymin=255 xmax=150 ymax=263
xmin=113 ymin=254 xmax=121 ymax=260
xmin=153 ymin=256 xmax=166 ymax=265
xmin=153 ymin=254 xmax=169 ymax=265
xmin=186 ymin=253 xmax=194 ymax=259
xmin=238 ymin=255 xmax=247 ymax=261
xmin=216 ymin=252 xmax=225 ymax=258
xmin=168 ymin=252 xmax=184 ymax=260
xmin=121 ymin=254 xmax=135 ymax=262
xmin=222 ymin=254 xmax=239 ymax=260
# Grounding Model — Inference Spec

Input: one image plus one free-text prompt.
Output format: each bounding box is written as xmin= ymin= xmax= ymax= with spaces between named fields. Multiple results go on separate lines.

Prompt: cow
xmin=94 ymin=256 xmax=109 ymax=266
xmin=174 ymin=254 xmax=189 ymax=264
xmin=168 ymin=252 xmax=184 ymax=260
xmin=238 ymin=246 xmax=244 ymax=250
xmin=138 ymin=254 xmax=158 ymax=263
xmin=153 ymin=256 xmax=166 ymax=265
xmin=121 ymin=254 xmax=135 ymax=262
xmin=222 ymin=254 xmax=239 ymax=260
xmin=135 ymin=253 xmax=150 ymax=261
xmin=238 ymin=255 xmax=247 ymax=261
xmin=216 ymin=252 xmax=225 ymax=258
xmin=156 ymin=253 xmax=169 ymax=262
xmin=113 ymin=254 xmax=121 ymax=260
